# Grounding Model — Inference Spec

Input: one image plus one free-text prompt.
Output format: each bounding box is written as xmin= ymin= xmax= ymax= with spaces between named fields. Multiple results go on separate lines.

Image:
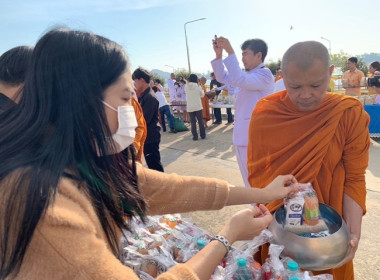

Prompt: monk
xmin=200 ymin=76 xmax=211 ymax=128
xmin=247 ymin=41 xmax=370 ymax=280
xmin=274 ymin=67 xmax=283 ymax=82
xmin=131 ymin=97 xmax=147 ymax=163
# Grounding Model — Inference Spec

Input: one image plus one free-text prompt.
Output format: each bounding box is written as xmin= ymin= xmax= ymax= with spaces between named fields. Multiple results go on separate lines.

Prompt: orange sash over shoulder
xmin=247 ymin=91 xmax=370 ymax=279
xmin=132 ymin=97 xmax=147 ymax=163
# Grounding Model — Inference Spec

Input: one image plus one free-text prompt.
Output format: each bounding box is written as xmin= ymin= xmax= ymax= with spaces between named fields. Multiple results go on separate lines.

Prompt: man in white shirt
xmin=152 ymin=86 xmax=176 ymax=133
xmin=167 ymin=73 xmax=177 ymax=103
xmin=211 ymin=37 xmax=274 ymax=187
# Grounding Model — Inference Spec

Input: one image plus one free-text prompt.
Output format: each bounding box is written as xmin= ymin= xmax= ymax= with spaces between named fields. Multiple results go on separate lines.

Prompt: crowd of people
xmin=0 ymin=26 xmax=377 ymax=280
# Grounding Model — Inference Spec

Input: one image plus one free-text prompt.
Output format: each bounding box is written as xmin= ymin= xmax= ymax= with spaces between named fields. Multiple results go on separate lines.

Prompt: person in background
xmin=274 ymin=67 xmax=282 ymax=82
xmin=328 ymin=76 xmax=336 ymax=92
xmin=199 ymin=76 xmax=211 ymax=129
xmin=367 ymin=61 xmax=380 ymax=95
xmin=216 ymin=83 xmax=234 ymax=125
xmin=0 ymin=28 xmax=299 ymax=280
xmin=342 ymin=57 xmax=365 ymax=96
xmin=247 ymin=41 xmax=369 ymax=280
xmin=0 ymin=46 xmax=33 ymax=112
xmin=173 ymin=81 xmax=184 ymax=120
xmin=185 ymin=74 xmax=206 ymax=140
xmin=211 ymin=37 xmax=274 ymax=188
xmin=167 ymin=73 xmax=177 ymax=103
xmin=128 ymin=96 xmax=147 ymax=164
xmin=178 ymin=79 xmax=189 ymax=123
xmin=374 ymin=70 xmax=380 ymax=96
xmin=154 ymin=79 xmax=164 ymax=92
xmin=133 ymin=67 xmax=164 ymax=172
xmin=273 ymin=68 xmax=285 ymax=93
xmin=152 ymin=85 xmax=176 ymax=133
xmin=209 ymin=72 xmax=223 ymax=124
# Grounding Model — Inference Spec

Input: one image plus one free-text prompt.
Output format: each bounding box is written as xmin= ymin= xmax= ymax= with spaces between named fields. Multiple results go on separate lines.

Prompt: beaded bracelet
xmin=211 ymin=235 xmax=231 ymax=256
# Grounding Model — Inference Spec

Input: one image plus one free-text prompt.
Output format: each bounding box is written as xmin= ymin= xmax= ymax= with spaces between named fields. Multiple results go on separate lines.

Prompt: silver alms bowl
xmin=268 ymin=203 xmax=351 ymax=271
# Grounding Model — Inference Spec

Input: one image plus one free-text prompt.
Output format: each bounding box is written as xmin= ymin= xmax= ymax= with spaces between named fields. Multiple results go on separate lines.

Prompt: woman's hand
xmin=261 ymin=175 xmax=298 ymax=202
xmin=218 ymin=204 xmax=272 ymax=244
xmin=185 ymin=205 xmax=271 ymax=280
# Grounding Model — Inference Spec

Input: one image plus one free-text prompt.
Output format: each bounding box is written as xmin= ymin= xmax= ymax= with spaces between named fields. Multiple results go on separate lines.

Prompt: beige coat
xmin=1 ymin=165 xmax=230 ymax=279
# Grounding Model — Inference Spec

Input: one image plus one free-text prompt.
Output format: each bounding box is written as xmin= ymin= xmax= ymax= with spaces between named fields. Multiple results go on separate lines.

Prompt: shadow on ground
xmin=160 ymin=122 xmax=236 ymax=167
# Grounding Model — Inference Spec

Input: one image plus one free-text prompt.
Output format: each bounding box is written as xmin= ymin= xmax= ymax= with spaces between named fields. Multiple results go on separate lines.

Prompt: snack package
xmin=284 ymin=183 xmax=328 ymax=234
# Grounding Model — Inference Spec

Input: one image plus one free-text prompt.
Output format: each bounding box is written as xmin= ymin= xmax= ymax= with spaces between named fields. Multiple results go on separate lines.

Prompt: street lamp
xmin=165 ymin=64 xmax=175 ymax=72
xmin=184 ymin=17 xmax=206 ymax=73
xmin=320 ymin=37 xmax=331 ymax=54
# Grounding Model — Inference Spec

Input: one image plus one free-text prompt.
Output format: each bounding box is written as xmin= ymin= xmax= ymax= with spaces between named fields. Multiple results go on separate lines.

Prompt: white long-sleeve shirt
xmin=155 ymin=91 xmax=169 ymax=108
xmin=211 ymin=53 xmax=274 ymax=146
xmin=167 ymin=78 xmax=176 ymax=102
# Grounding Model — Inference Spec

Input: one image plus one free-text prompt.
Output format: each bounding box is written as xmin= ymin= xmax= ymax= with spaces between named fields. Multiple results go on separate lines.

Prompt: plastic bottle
xmin=262 ymin=262 xmax=272 ymax=280
xmin=234 ymin=258 xmax=253 ymax=280
xmin=196 ymin=238 xmax=206 ymax=249
xmin=286 ymin=261 xmax=301 ymax=280
xmin=189 ymin=238 xmax=207 ymax=260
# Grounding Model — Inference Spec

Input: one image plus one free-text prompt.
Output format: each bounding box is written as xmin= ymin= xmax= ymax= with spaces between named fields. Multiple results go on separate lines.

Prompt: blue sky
xmin=1 ymin=0 xmax=377 ymax=74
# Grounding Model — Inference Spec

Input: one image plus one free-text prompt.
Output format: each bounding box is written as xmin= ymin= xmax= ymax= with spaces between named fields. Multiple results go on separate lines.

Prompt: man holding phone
xmin=211 ymin=36 xmax=274 ymax=187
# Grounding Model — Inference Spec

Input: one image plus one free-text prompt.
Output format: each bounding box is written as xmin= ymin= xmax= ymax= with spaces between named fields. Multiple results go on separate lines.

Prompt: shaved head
xmin=281 ymin=41 xmax=334 ymax=111
xmin=281 ymin=41 xmax=330 ymax=73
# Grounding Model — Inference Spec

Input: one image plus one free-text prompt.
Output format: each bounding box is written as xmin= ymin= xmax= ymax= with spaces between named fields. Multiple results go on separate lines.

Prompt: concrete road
xmin=156 ymin=122 xmax=380 ymax=279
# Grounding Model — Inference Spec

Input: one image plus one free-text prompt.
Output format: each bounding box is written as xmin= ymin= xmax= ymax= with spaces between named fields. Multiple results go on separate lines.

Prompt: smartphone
xmin=213 ymin=35 xmax=217 ymax=46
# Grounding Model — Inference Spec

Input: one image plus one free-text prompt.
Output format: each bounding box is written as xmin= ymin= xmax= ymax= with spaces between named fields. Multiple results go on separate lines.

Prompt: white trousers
xmin=234 ymin=145 xmax=251 ymax=188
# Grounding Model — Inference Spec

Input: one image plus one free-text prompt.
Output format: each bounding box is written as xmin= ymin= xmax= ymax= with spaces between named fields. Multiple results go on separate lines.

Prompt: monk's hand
xmin=337 ymin=233 xmax=359 ymax=267
xmin=262 ymin=175 xmax=298 ymax=202
xmin=218 ymin=204 xmax=272 ymax=243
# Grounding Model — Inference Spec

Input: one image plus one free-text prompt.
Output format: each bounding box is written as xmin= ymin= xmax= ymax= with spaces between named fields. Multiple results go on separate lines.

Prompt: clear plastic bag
xmin=284 ymin=183 xmax=328 ymax=234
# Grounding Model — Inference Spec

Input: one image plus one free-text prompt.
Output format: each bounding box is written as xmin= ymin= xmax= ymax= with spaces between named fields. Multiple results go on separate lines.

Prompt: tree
xmin=151 ymin=72 xmax=166 ymax=87
xmin=174 ymin=68 xmax=191 ymax=81
xmin=266 ymin=59 xmax=281 ymax=75
xmin=330 ymin=51 xmax=349 ymax=71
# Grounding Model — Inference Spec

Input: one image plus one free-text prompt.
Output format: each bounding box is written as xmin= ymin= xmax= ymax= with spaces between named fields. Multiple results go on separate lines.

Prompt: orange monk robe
xmin=274 ymin=73 xmax=283 ymax=82
xmin=201 ymin=84 xmax=211 ymax=122
xmin=247 ymin=91 xmax=370 ymax=280
xmin=131 ymin=97 xmax=147 ymax=163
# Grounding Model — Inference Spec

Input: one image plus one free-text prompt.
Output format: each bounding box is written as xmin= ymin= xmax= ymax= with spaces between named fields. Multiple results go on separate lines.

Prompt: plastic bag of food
xmin=284 ymin=183 xmax=328 ymax=234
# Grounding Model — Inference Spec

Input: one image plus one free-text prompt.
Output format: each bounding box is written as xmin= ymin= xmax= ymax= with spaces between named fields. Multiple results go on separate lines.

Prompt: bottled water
xmin=286 ymin=261 xmax=301 ymax=280
xmin=233 ymin=258 xmax=253 ymax=280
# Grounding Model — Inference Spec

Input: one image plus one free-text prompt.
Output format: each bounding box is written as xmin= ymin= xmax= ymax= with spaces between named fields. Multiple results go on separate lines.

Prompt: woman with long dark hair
xmin=0 ymin=28 xmax=297 ymax=279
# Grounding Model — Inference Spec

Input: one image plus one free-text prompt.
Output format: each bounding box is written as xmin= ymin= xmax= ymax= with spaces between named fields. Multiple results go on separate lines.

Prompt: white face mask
xmin=102 ymin=101 xmax=137 ymax=154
